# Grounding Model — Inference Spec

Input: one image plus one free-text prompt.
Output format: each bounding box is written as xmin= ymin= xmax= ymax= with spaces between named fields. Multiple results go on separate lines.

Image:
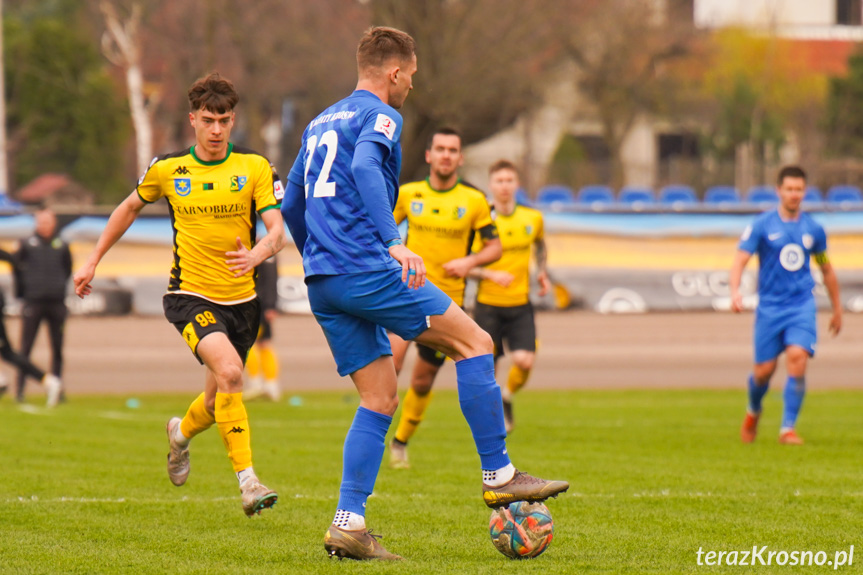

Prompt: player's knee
xmin=216 ymin=362 xmax=245 ymax=390
xmin=752 ymin=370 xmax=773 ymax=386
xmin=512 ymin=351 xmax=535 ymax=371
xmin=412 ymin=379 xmax=434 ymax=395
xmin=786 ymin=347 xmax=809 ymax=374
xmin=363 ymin=393 xmax=399 ymax=416
xmin=467 ymin=327 xmax=494 ymax=357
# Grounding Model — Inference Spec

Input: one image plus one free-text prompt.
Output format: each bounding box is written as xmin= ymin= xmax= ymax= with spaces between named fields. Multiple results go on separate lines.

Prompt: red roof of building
xmin=788 ymin=39 xmax=857 ymax=76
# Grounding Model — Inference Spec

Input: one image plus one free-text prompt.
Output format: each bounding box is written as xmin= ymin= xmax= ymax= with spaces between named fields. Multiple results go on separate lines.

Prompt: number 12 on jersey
xmin=304 ymin=129 xmax=338 ymax=198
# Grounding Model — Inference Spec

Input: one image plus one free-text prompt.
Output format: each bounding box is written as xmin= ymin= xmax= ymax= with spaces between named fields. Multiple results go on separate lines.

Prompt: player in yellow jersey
xmin=471 ymin=160 xmax=550 ymax=433
xmin=73 ymin=73 xmax=287 ymax=517
xmin=388 ymin=127 xmax=502 ymax=468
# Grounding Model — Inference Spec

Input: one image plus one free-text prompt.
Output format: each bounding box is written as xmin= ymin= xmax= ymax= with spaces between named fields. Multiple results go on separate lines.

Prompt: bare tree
xmin=368 ymin=0 xmax=558 ymax=180
xmin=99 ymin=0 xmax=158 ymax=176
xmin=554 ymin=0 xmax=694 ymax=188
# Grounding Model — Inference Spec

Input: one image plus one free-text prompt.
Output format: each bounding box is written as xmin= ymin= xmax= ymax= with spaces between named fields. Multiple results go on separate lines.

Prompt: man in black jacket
xmin=0 ymin=248 xmax=62 ymax=406
xmin=14 ymin=206 xmax=72 ymax=401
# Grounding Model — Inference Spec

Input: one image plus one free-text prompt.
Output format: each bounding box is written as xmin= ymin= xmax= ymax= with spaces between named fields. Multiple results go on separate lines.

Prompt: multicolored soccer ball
xmin=489 ymin=501 xmax=554 ymax=559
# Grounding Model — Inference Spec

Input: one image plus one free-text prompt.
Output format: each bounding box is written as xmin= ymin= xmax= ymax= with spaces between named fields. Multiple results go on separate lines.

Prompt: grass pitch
xmin=2 ymin=389 xmax=862 ymax=574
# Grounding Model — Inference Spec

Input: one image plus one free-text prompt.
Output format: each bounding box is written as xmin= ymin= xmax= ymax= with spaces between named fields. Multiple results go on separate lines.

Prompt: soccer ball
xmin=489 ymin=501 xmax=554 ymax=559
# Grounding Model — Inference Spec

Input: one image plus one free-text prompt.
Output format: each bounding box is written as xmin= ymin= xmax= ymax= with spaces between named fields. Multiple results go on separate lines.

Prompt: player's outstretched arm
xmin=443 ymin=236 xmax=502 ymax=279
xmin=728 ymin=249 xmax=752 ymax=313
xmin=226 ymin=209 xmax=287 ymax=277
xmin=468 ymin=267 xmax=514 ymax=287
xmin=73 ymin=192 xmax=146 ymax=298
xmin=817 ymin=255 xmax=842 ymax=336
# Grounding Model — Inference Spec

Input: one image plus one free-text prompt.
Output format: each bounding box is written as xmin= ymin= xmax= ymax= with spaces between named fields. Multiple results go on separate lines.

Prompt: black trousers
xmin=16 ymin=300 xmax=66 ymax=396
xmin=0 ymin=313 xmax=44 ymax=386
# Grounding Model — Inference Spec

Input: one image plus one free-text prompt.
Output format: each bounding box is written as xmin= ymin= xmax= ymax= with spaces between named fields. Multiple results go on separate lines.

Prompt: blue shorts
xmin=307 ymin=268 xmax=453 ymax=376
xmin=753 ymin=298 xmax=817 ymax=364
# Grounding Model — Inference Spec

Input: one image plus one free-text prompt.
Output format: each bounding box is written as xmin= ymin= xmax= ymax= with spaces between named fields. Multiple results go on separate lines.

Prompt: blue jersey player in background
xmin=729 ymin=165 xmax=842 ymax=446
xmin=281 ymin=26 xmax=568 ymax=561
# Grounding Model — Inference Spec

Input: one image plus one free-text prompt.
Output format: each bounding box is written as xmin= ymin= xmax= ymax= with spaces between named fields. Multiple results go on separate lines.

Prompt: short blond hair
xmin=489 ymin=159 xmax=519 ymax=176
xmin=357 ymin=26 xmax=416 ymax=71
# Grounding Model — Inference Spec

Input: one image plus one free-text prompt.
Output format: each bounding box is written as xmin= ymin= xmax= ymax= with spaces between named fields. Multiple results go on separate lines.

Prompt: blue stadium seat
xmin=826 ymin=185 xmax=863 ymax=208
xmin=0 ymin=194 xmax=21 ymax=211
xmin=802 ymin=186 xmax=823 ymax=208
xmin=515 ymin=188 xmax=533 ymax=206
xmin=658 ymin=185 xmax=697 ymax=210
xmin=618 ymin=187 xmax=655 ymax=210
xmin=536 ymin=185 xmax=576 ymax=208
xmin=704 ymin=186 xmax=740 ymax=207
xmin=576 ymin=185 xmax=614 ymax=207
xmin=746 ymin=186 xmax=778 ymax=207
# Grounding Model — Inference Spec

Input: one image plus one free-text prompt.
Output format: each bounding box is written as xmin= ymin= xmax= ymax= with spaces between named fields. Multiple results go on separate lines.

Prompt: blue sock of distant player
xmin=333 ymin=406 xmax=391 ymax=530
xmin=781 ymin=376 xmax=806 ymax=431
xmin=747 ymin=374 xmax=769 ymax=414
xmin=455 ymin=354 xmax=513 ymax=485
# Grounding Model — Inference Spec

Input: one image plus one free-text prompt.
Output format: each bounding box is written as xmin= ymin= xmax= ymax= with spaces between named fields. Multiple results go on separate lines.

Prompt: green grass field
xmin=2 ymin=389 xmax=862 ymax=574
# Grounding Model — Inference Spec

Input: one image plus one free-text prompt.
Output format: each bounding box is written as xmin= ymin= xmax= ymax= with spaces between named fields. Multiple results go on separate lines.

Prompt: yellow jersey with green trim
xmin=475 ymin=205 xmax=544 ymax=307
xmin=136 ymin=143 xmax=283 ymax=303
xmin=394 ymin=179 xmax=496 ymax=306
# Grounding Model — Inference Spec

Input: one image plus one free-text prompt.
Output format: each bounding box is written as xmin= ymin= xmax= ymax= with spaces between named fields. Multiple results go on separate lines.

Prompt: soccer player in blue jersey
xmin=281 ymin=26 xmax=568 ymax=561
xmin=729 ymin=165 xmax=842 ymax=445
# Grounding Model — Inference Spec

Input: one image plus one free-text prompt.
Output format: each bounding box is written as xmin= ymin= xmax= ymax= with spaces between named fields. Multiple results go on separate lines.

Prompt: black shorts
xmin=163 ymin=294 xmax=260 ymax=364
xmin=473 ymin=302 xmax=536 ymax=360
xmin=416 ymin=342 xmax=448 ymax=367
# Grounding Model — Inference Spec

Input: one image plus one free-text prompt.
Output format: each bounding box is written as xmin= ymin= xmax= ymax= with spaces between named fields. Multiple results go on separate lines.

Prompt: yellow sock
xmin=215 ymin=392 xmax=253 ymax=472
xmin=179 ymin=392 xmax=215 ymax=440
xmin=507 ymin=365 xmax=531 ymax=395
xmin=394 ymin=387 xmax=433 ymax=444
xmin=261 ymin=347 xmax=278 ymax=381
xmin=246 ymin=346 xmax=261 ymax=378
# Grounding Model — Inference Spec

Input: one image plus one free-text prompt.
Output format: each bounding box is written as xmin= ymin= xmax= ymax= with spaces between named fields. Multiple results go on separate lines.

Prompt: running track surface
xmin=5 ymin=311 xmax=859 ymax=397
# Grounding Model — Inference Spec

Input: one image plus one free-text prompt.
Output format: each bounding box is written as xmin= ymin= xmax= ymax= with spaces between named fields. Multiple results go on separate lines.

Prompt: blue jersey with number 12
xmin=287 ymin=90 xmax=403 ymax=277
xmin=738 ymin=210 xmax=827 ymax=309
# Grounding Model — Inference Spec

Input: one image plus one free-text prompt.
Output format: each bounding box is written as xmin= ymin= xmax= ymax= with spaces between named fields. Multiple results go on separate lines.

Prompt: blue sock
xmin=337 ymin=406 xmax=392 ymax=516
xmin=455 ymin=354 xmax=511 ymax=470
xmin=747 ymin=374 xmax=769 ymax=414
xmin=782 ymin=376 xmax=806 ymax=430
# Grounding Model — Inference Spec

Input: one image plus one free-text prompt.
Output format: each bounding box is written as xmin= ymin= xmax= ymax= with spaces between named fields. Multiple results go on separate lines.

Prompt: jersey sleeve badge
xmin=374 ymin=113 xmax=397 ymax=140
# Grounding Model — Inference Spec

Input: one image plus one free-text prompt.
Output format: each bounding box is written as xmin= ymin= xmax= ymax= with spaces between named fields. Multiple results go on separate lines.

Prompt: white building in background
xmin=695 ymin=0 xmax=863 ymax=39
xmin=462 ymin=0 xmax=863 ymax=196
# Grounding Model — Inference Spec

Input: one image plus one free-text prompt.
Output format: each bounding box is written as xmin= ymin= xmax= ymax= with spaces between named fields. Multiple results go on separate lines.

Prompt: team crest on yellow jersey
xmin=525 ymin=225 xmax=533 ymax=235
xmin=411 ymin=201 xmax=423 ymax=215
xmin=230 ymin=175 xmax=248 ymax=192
xmin=453 ymin=206 xmax=466 ymax=220
xmin=174 ymin=179 xmax=191 ymax=196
